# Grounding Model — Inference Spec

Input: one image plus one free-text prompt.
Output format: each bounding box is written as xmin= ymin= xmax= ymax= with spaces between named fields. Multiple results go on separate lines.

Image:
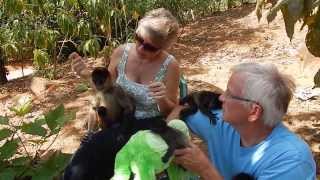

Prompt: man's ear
xmin=248 ymin=103 xmax=263 ymax=122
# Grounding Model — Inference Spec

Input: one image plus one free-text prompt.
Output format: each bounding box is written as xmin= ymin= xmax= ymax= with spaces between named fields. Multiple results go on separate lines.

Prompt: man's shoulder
xmin=263 ymin=123 xmax=314 ymax=163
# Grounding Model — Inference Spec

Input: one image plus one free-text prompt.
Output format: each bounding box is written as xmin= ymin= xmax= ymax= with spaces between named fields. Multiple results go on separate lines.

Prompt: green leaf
xmin=21 ymin=122 xmax=47 ymax=137
xmin=0 ymin=140 xmax=19 ymax=160
xmin=45 ymin=104 xmax=64 ymax=131
xmin=313 ymin=69 xmax=320 ymax=88
xmin=267 ymin=0 xmax=290 ymax=23
xmin=281 ymin=6 xmax=296 ymax=40
xmin=255 ymin=0 xmax=265 ymax=21
xmin=0 ymin=116 xmax=9 ymax=125
xmin=0 ymin=129 xmax=13 ymax=141
xmin=11 ymin=156 xmax=30 ymax=166
xmin=9 ymin=96 xmax=32 ymax=117
xmin=75 ymin=83 xmax=89 ymax=93
xmin=32 ymin=151 xmax=72 ymax=180
xmin=0 ymin=168 xmax=15 ymax=180
xmin=33 ymin=49 xmax=50 ymax=69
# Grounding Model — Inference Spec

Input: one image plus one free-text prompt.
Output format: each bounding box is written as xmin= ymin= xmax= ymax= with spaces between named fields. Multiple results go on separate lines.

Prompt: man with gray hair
xmin=171 ymin=62 xmax=316 ymax=179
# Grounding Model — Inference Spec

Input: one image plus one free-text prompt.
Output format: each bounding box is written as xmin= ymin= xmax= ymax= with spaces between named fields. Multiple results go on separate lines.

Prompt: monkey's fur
xmin=90 ymin=67 xmax=136 ymax=130
xmin=233 ymin=173 xmax=255 ymax=180
xmin=179 ymin=91 xmax=222 ymax=124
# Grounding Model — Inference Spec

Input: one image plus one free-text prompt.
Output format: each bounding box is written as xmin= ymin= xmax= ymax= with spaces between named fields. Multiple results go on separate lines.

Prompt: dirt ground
xmin=1 ymin=4 xmax=319 ymax=177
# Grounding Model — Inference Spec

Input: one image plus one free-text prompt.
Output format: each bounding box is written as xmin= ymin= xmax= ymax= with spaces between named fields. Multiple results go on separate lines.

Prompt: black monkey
xmin=63 ymin=124 xmax=132 ymax=180
xmin=179 ymin=90 xmax=222 ymax=124
xmin=146 ymin=116 xmax=190 ymax=163
xmin=63 ymin=116 xmax=188 ymax=180
xmin=233 ymin=173 xmax=255 ymax=180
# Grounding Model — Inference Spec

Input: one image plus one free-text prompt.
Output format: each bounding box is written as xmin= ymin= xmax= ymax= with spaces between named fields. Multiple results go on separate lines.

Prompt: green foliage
xmin=81 ymin=37 xmax=101 ymax=58
xmin=9 ymin=96 xmax=33 ymax=117
xmin=255 ymin=0 xmax=320 ymax=57
xmin=0 ymin=168 xmax=15 ymax=180
xmin=0 ymin=140 xmax=19 ymax=160
xmin=33 ymin=49 xmax=50 ymax=69
xmin=0 ymin=129 xmax=13 ymax=141
xmin=313 ymin=68 xmax=320 ymax=88
xmin=0 ymin=116 xmax=9 ymax=125
xmin=31 ymin=152 xmax=72 ymax=180
xmin=0 ymin=104 xmax=75 ymax=179
xmin=75 ymin=82 xmax=89 ymax=93
xmin=0 ymin=0 xmax=248 ymax=81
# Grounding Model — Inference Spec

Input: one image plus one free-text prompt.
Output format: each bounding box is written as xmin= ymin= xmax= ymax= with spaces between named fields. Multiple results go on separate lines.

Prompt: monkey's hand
xmin=69 ymin=52 xmax=91 ymax=79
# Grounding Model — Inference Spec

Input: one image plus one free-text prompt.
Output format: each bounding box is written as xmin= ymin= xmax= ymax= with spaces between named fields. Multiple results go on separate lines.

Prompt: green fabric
xmin=112 ymin=119 xmax=196 ymax=180
xmin=179 ymin=74 xmax=188 ymax=99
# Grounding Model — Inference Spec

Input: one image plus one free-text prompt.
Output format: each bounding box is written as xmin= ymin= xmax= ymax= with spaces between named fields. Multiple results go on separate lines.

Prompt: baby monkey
xmin=179 ymin=90 xmax=222 ymax=125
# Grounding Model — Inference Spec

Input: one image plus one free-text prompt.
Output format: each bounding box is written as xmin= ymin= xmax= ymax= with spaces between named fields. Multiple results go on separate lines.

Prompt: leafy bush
xmin=255 ymin=0 xmax=320 ymax=57
xmin=0 ymin=104 xmax=75 ymax=179
xmin=0 ymin=0 xmax=248 ymax=81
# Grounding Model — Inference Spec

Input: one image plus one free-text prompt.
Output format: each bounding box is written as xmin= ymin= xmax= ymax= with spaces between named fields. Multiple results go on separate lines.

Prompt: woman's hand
xmin=148 ymin=81 xmax=167 ymax=101
xmin=69 ymin=52 xmax=90 ymax=78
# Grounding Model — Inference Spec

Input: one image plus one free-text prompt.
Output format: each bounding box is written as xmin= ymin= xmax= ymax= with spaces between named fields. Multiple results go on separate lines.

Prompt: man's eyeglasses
xmin=134 ymin=33 xmax=160 ymax=52
xmin=224 ymin=90 xmax=259 ymax=104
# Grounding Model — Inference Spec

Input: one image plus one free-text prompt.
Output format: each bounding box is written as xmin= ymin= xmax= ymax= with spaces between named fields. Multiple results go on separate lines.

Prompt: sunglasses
xmin=134 ymin=33 xmax=160 ymax=52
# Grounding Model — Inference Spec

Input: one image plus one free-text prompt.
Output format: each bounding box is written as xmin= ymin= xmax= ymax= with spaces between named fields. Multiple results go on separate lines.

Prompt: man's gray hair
xmin=231 ymin=63 xmax=296 ymax=127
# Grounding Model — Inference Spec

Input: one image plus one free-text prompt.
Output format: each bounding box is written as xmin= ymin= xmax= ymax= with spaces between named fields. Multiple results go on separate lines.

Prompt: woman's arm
xmin=149 ymin=58 xmax=180 ymax=116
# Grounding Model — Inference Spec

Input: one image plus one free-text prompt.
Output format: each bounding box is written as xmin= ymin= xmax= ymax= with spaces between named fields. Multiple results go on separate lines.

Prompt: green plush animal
xmin=112 ymin=119 xmax=197 ymax=180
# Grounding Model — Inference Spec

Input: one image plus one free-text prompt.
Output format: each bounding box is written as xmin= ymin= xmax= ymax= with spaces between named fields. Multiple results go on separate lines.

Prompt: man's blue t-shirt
xmin=185 ymin=110 xmax=316 ymax=180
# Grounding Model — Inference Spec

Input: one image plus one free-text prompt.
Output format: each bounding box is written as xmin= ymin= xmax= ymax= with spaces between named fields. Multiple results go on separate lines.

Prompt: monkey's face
xmin=92 ymin=67 xmax=111 ymax=91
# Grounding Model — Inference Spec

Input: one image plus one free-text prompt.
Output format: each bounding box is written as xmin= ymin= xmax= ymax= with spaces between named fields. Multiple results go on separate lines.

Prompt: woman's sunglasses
xmin=134 ymin=33 xmax=160 ymax=52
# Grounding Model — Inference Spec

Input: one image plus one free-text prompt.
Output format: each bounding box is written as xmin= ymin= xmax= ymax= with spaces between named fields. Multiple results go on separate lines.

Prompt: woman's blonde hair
xmin=135 ymin=8 xmax=179 ymax=49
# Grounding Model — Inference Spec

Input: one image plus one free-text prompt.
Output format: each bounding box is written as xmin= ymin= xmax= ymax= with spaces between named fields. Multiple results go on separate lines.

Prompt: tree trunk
xmin=0 ymin=50 xmax=8 ymax=85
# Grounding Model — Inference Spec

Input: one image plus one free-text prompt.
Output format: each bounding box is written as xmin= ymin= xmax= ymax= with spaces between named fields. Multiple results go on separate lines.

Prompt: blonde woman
xmin=73 ymin=8 xmax=180 ymax=119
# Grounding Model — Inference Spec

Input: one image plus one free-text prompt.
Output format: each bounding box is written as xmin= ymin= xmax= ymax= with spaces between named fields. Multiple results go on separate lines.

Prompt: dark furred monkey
xmin=90 ymin=67 xmax=136 ymax=130
xmin=69 ymin=52 xmax=135 ymax=131
xmin=233 ymin=173 xmax=255 ymax=180
xmin=179 ymin=90 xmax=222 ymax=124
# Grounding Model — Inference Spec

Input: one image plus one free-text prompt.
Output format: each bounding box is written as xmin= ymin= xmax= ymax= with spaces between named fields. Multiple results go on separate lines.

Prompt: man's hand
xmin=174 ymin=143 xmax=223 ymax=180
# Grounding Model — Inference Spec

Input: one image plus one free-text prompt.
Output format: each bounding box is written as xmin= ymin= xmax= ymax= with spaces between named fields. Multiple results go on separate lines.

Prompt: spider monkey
xmin=233 ymin=173 xmax=255 ymax=180
xmin=89 ymin=66 xmax=137 ymax=130
xmin=145 ymin=116 xmax=190 ymax=163
xmin=69 ymin=52 xmax=135 ymax=131
xmin=179 ymin=90 xmax=222 ymax=125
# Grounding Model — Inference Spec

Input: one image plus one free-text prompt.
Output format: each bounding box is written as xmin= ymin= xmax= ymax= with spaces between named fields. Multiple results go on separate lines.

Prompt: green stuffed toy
xmin=112 ymin=119 xmax=197 ymax=180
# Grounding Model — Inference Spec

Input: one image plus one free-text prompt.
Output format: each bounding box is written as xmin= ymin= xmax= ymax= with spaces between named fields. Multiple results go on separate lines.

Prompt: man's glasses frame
xmin=224 ymin=90 xmax=260 ymax=105
xmin=134 ymin=33 xmax=161 ymax=52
